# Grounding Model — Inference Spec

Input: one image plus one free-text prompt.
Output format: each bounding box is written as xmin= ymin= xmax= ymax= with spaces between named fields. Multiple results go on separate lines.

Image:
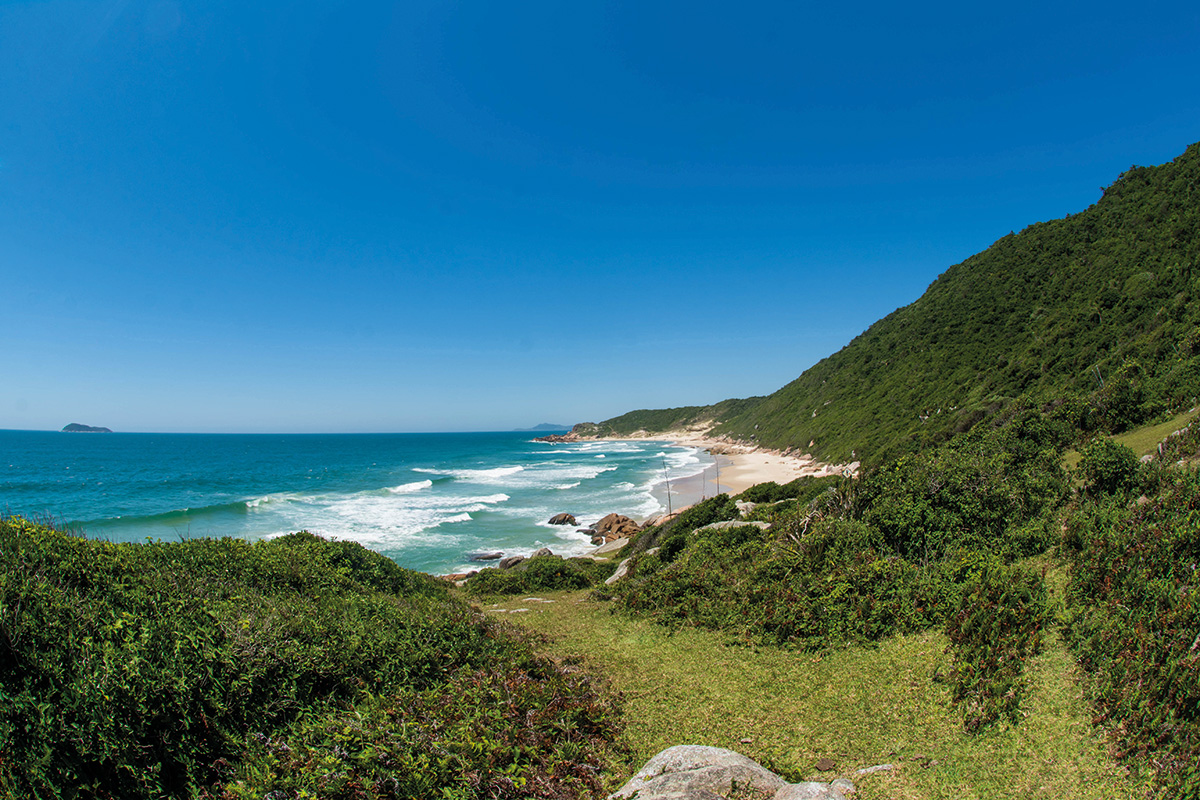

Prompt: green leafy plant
xmin=944 ymin=562 xmax=1049 ymax=732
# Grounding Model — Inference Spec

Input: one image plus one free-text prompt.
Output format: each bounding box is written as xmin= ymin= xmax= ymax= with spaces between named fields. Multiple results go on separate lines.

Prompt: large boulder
xmin=608 ymin=746 xmax=851 ymax=800
xmin=532 ymin=547 xmax=554 ymax=558
xmin=548 ymin=513 xmax=578 ymax=526
xmin=593 ymin=513 xmax=641 ymax=541
xmin=498 ymin=555 xmax=525 ymax=570
xmin=608 ymin=746 xmax=785 ymax=799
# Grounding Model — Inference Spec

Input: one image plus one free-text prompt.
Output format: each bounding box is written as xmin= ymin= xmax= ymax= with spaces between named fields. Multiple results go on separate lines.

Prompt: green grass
xmin=479 ymin=589 xmax=1148 ymax=800
xmin=1111 ymin=405 xmax=1199 ymax=455
xmin=1063 ymin=405 xmax=1199 ymax=469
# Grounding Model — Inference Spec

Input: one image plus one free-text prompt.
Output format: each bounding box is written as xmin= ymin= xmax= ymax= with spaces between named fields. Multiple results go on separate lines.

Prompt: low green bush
xmin=1063 ymin=471 xmax=1200 ymax=795
xmin=0 ymin=518 xmax=623 ymax=800
xmin=736 ymin=476 xmax=840 ymax=505
xmin=466 ymin=556 xmax=616 ymax=597
xmin=945 ymin=561 xmax=1049 ymax=732
xmin=1076 ymin=436 xmax=1140 ymax=495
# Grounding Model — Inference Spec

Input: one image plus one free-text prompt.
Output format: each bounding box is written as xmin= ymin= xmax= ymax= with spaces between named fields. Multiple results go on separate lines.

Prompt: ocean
xmin=0 ymin=429 xmax=716 ymax=575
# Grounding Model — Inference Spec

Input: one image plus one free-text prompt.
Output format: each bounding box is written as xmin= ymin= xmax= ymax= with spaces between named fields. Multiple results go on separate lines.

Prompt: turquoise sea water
xmin=0 ymin=430 xmax=713 ymax=574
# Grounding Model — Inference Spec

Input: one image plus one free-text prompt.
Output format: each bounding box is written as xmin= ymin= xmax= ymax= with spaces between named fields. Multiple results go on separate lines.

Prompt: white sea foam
xmin=413 ymin=465 xmax=525 ymax=483
xmin=387 ymin=479 xmax=433 ymax=494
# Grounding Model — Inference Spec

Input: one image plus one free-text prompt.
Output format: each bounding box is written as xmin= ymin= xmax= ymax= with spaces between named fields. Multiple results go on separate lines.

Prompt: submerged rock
xmin=470 ymin=552 xmax=503 ymax=562
xmin=548 ymin=513 xmax=578 ymax=526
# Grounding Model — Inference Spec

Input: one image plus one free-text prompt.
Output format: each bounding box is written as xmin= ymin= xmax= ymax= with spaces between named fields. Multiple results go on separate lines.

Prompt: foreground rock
xmin=609 ymin=746 xmax=851 ymax=800
xmin=593 ymin=513 xmax=642 ymax=542
xmin=548 ymin=513 xmax=578 ymax=526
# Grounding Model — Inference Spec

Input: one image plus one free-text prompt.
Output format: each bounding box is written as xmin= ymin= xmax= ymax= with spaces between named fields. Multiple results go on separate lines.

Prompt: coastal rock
xmin=608 ymin=746 xmax=786 ymax=800
xmin=470 ymin=552 xmax=503 ymax=562
xmin=694 ymin=520 xmax=771 ymax=534
xmin=593 ymin=513 xmax=641 ymax=541
xmin=499 ymin=555 xmax=525 ymax=570
xmin=532 ymin=547 xmax=554 ymax=558
xmin=548 ymin=513 xmax=578 ymax=526
xmin=605 ymin=547 xmax=657 ymax=585
xmin=736 ymin=500 xmax=758 ymax=517
xmin=533 ymin=433 xmax=579 ymax=443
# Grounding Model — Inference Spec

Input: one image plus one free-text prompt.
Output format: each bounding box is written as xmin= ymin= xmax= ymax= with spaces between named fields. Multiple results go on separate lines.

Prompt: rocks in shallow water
xmin=470 ymin=552 xmax=503 ymax=562
xmin=532 ymin=547 xmax=554 ymax=558
xmin=548 ymin=513 xmax=577 ymax=526
xmin=608 ymin=746 xmax=853 ymax=800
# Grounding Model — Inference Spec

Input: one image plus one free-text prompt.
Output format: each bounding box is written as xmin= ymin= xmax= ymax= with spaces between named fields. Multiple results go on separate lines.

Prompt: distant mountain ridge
xmin=514 ymin=423 xmax=572 ymax=432
xmin=587 ymin=141 xmax=1200 ymax=463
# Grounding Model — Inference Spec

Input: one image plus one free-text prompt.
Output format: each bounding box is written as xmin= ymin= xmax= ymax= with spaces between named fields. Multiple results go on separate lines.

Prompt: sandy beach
xmin=634 ymin=430 xmax=859 ymax=517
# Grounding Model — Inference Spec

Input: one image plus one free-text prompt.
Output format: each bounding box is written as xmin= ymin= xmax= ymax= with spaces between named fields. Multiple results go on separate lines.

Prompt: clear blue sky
xmin=3 ymin=0 xmax=1199 ymax=433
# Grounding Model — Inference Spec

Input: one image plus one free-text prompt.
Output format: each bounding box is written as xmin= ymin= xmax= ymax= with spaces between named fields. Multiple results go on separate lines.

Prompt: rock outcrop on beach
xmin=548 ymin=513 xmax=577 ymax=526
xmin=532 ymin=433 xmax=579 ymax=443
xmin=592 ymin=513 xmax=641 ymax=542
xmin=610 ymin=746 xmax=852 ymax=800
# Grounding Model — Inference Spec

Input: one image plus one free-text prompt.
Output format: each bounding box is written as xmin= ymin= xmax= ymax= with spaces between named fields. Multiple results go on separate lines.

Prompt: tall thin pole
xmin=662 ymin=456 xmax=672 ymax=516
xmin=714 ymin=456 xmax=721 ymax=496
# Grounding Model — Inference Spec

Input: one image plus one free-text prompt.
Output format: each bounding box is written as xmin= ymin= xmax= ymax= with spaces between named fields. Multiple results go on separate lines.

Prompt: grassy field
xmin=475 ymin=588 xmax=1148 ymax=800
xmin=1064 ymin=406 xmax=1199 ymax=469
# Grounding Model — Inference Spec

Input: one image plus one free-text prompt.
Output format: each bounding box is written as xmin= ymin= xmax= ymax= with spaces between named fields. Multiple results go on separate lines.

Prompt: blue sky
xmin=3 ymin=0 xmax=1199 ymax=433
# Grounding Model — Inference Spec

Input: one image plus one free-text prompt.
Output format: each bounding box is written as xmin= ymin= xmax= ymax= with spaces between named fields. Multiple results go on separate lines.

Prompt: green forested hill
xmin=597 ymin=141 xmax=1200 ymax=463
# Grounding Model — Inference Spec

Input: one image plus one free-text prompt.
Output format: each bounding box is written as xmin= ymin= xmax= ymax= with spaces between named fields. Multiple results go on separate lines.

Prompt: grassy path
xmin=478 ymin=591 xmax=1148 ymax=800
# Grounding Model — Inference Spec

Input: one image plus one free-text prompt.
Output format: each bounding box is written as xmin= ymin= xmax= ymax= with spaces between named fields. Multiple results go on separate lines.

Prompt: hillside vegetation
xmin=591 ymin=407 xmax=1200 ymax=796
xmin=589 ymin=141 xmax=1200 ymax=463
xmin=0 ymin=522 xmax=623 ymax=800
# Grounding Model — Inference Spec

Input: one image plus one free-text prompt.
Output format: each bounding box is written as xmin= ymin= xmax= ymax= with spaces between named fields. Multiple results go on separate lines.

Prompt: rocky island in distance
xmin=62 ymin=423 xmax=113 ymax=433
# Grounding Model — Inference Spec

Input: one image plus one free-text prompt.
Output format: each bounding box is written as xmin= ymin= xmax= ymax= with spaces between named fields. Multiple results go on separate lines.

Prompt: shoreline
xmin=614 ymin=430 xmax=859 ymax=522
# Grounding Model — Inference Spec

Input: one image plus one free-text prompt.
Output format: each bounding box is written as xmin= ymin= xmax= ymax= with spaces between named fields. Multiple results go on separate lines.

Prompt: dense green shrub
xmin=1077 ymin=436 xmax=1140 ymax=495
xmin=736 ymin=476 xmax=840 ymax=505
xmin=1063 ymin=472 xmax=1200 ymax=795
xmin=0 ymin=518 xmax=623 ymax=800
xmin=858 ymin=420 xmax=1069 ymax=563
xmin=626 ymin=494 xmax=739 ymax=556
xmin=945 ymin=561 xmax=1049 ymax=732
xmin=611 ymin=416 xmax=1068 ymax=656
xmin=466 ymin=556 xmax=615 ymax=597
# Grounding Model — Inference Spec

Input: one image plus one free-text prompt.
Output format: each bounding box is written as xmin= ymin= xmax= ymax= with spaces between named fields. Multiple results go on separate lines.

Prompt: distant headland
xmin=62 ymin=423 xmax=113 ymax=433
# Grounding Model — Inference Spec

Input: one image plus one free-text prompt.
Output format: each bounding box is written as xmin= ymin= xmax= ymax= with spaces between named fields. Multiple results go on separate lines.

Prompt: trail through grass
xmin=478 ymin=591 xmax=1147 ymax=800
